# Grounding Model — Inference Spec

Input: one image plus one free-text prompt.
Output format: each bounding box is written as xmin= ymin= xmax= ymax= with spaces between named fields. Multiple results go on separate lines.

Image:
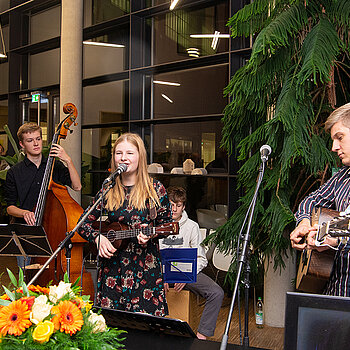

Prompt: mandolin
xmin=296 ymin=207 xmax=350 ymax=293
xmin=92 ymin=221 xmax=179 ymax=249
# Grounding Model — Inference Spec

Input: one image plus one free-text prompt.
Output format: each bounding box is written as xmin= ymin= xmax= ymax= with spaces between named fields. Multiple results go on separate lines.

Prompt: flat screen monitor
xmin=284 ymin=292 xmax=350 ymax=350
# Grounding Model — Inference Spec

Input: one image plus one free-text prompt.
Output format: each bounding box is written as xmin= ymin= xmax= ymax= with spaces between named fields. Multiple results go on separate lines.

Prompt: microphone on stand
xmin=260 ymin=145 xmax=272 ymax=162
xmin=103 ymin=163 xmax=128 ymax=184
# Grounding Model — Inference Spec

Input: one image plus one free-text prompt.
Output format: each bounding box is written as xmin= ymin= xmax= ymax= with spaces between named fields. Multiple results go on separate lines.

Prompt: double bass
xmin=33 ymin=103 xmax=94 ymax=296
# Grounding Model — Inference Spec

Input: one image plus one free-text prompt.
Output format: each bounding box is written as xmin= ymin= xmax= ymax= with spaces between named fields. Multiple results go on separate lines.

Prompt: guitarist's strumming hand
xmin=290 ymin=218 xmax=317 ymax=250
xmin=95 ymin=234 xmax=117 ymax=258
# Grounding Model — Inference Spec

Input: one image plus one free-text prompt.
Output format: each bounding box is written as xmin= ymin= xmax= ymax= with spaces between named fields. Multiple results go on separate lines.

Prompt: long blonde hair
xmin=105 ymin=133 xmax=160 ymax=211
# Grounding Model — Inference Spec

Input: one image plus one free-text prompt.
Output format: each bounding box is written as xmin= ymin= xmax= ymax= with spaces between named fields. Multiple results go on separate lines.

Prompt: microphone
xmin=260 ymin=145 xmax=272 ymax=162
xmin=103 ymin=163 xmax=128 ymax=184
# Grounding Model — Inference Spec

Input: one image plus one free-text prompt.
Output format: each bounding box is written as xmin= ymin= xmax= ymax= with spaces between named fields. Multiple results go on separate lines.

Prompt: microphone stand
xmin=27 ymin=181 xmax=115 ymax=287
xmin=220 ymin=158 xmax=267 ymax=350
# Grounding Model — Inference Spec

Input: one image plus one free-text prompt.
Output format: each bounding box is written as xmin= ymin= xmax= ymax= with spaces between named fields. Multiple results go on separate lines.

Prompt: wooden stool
xmin=166 ymin=288 xmax=197 ymax=329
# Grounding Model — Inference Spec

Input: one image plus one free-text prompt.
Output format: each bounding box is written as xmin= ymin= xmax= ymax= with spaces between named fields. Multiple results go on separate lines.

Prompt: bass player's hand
xmin=95 ymin=234 xmax=116 ymax=258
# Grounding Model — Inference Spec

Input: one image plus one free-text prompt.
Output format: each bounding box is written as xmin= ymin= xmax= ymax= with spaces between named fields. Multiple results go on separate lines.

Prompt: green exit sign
xmin=32 ymin=94 xmax=40 ymax=102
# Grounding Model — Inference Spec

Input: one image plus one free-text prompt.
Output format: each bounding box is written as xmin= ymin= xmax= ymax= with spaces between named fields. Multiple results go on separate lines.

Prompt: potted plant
xmin=206 ymin=0 xmax=350 ymax=325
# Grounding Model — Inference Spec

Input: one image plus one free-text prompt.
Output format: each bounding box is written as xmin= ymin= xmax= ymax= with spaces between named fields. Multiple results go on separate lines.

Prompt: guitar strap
xmin=149 ymin=178 xmax=158 ymax=221
xmin=149 ymin=199 xmax=157 ymax=221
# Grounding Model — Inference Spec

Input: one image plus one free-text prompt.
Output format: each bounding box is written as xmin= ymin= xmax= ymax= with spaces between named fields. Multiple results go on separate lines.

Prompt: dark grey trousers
xmin=186 ymin=272 xmax=224 ymax=337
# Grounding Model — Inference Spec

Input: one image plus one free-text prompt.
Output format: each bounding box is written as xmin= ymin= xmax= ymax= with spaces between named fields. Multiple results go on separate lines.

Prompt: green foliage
xmin=209 ymin=0 xmax=350 ymax=284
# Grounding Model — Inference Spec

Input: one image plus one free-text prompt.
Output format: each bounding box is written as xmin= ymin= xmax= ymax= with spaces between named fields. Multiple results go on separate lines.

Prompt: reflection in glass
xmin=153 ymin=121 xmax=227 ymax=173
xmin=0 ymin=62 xmax=8 ymax=95
xmin=84 ymin=0 xmax=130 ymax=27
xmin=83 ymin=80 xmax=128 ymax=124
xmin=81 ymin=126 xmax=127 ymax=206
xmin=83 ymin=27 xmax=129 ymax=78
xmin=0 ymin=100 xmax=8 ymax=131
xmin=29 ymin=49 xmax=60 ymax=89
xmin=150 ymin=65 xmax=228 ymax=119
xmin=151 ymin=3 xmax=229 ymax=65
xmin=30 ymin=5 xmax=61 ymax=44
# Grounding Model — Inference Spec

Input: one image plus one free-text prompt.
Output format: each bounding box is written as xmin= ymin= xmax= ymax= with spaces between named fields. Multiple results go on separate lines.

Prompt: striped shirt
xmin=295 ymin=166 xmax=350 ymax=296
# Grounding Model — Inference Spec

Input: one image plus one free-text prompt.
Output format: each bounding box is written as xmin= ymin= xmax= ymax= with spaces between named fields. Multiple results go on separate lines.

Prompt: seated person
xmin=159 ymin=186 xmax=224 ymax=340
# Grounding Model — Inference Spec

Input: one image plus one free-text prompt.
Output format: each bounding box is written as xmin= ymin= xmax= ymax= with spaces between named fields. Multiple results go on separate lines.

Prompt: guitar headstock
xmin=317 ymin=214 xmax=350 ymax=243
xmin=155 ymin=222 xmax=179 ymax=236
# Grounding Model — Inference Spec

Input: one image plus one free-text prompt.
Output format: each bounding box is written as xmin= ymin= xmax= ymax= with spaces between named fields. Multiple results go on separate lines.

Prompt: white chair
xmin=212 ymin=247 xmax=233 ymax=282
xmin=196 ymin=209 xmax=227 ymax=230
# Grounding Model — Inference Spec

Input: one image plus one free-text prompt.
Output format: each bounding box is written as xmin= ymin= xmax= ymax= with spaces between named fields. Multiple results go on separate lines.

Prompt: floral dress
xmin=78 ymin=179 xmax=172 ymax=316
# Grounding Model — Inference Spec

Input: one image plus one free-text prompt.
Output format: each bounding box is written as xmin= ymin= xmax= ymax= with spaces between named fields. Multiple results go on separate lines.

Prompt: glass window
xmin=83 ymin=27 xmax=129 ymax=78
xmin=0 ymin=62 xmax=8 ymax=95
xmin=29 ymin=49 xmax=60 ymax=89
xmin=149 ymin=64 xmax=228 ymax=119
xmin=145 ymin=0 xmax=168 ymax=6
xmin=0 ymin=24 xmax=8 ymax=56
xmin=153 ymin=120 xmax=227 ymax=173
xmin=153 ymin=174 xmax=228 ymax=221
xmin=84 ymin=0 xmax=129 ymax=27
xmin=150 ymin=2 xmax=229 ymax=65
xmin=83 ymin=80 xmax=128 ymax=125
xmin=0 ymin=99 xmax=8 ymax=132
xmin=81 ymin=126 xmax=127 ymax=206
xmin=0 ymin=2 xmax=9 ymax=13
xmin=30 ymin=5 xmax=61 ymax=44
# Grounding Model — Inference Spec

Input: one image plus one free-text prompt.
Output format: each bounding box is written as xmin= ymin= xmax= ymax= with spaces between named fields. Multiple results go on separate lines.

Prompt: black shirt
xmin=5 ymin=155 xmax=72 ymax=211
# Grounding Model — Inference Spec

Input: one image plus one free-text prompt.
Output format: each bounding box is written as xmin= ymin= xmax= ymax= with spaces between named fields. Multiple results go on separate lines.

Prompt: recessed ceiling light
xmin=83 ymin=41 xmax=125 ymax=48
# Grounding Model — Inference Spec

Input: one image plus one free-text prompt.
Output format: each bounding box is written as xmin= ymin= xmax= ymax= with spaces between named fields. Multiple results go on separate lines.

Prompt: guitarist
xmin=77 ymin=133 xmax=172 ymax=316
xmin=290 ymin=102 xmax=350 ymax=296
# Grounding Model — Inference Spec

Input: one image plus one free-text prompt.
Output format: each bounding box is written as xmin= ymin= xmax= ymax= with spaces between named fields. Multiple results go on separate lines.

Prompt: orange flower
xmin=28 ymin=285 xmax=50 ymax=295
xmin=0 ymin=300 xmax=32 ymax=336
xmin=51 ymin=300 xmax=83 ymax=335
xmin=21 ymin=296 xmax=35 ymax=310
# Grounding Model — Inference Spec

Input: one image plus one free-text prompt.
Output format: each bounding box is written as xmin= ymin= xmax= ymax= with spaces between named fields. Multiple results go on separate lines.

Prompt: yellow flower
xmin=32 ymin=321 xmax=54 ymax=344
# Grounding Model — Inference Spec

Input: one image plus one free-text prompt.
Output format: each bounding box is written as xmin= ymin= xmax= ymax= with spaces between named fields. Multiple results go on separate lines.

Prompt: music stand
xmin=0 ymin=223 xmax=52 ymax=280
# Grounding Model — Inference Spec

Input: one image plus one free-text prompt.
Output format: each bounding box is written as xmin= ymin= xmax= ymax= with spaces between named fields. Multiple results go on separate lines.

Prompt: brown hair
xmin=17 ymin=123 xmax=42 ymax=142
xmin=167 ymin=186 xmax=187 ymax=205
xmin=105 ymin=133 xmax=160 ymax=211
xmin=325 ymin=103 xmax=350 ymax=132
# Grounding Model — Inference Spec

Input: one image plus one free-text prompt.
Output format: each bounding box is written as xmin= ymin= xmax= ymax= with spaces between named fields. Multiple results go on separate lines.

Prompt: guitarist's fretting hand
xmin=95 ymin=234 xmax=117 ymax=258
xmin=306 ymin=230 xmax=339 ymax=252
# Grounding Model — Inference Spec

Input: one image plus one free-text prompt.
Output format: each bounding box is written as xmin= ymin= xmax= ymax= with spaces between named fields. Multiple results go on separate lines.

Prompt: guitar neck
xmin=102 ymin=223 xmax=178 ymax=242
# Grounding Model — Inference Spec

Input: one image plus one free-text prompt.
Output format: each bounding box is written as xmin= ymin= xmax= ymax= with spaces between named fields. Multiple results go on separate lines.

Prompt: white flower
xmin=88 ymin=312 xmax=107 ymax=333
xmin=30 ymin=295 xmax=53 ymax=325
xmin=49 ymin=281 xmax=74 ymax=303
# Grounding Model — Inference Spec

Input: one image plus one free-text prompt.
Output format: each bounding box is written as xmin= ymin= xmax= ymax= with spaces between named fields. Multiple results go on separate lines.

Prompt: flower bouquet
xmin=0 ymin=269 xmax=126 ymax=349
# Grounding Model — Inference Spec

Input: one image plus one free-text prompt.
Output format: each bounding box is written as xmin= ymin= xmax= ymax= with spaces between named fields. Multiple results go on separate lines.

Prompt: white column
xmin=59 ymin=0 xmax=83 ymax=203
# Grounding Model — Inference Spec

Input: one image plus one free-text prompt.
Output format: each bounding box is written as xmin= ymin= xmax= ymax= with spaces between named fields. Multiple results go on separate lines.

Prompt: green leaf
xmin=3 ymin=286 xmax=15 ymax=301
xmin=298 ymin=18 xmax=342 ymax=85
xmin=0 ymin=299 xmax=11 ymax=306
xmin=64 ymin=271 xmax=69 ymax=283
xmin=6 ymin=268 xmax=18 ymax=287
xmin=18 ymin=267 xmax=24 ymax=287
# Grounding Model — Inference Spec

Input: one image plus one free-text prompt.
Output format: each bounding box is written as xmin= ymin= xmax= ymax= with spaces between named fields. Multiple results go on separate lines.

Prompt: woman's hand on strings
xmin=95 ymin=234 xmax=117 ymax=258
xmin=137 ymin=224 xmax=151 ymax=247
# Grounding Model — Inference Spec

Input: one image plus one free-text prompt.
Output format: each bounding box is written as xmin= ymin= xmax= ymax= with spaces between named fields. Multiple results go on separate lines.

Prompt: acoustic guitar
xmin=92 ymin=221 xmax=179 ymax=249
xmin=296 ymin=208 xmax=350 ymax=293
